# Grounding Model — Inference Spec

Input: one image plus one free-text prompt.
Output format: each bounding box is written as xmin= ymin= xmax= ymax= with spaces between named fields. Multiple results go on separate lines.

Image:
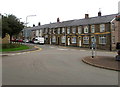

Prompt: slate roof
xmin=24 ymin=13 xmax=118 ymax=30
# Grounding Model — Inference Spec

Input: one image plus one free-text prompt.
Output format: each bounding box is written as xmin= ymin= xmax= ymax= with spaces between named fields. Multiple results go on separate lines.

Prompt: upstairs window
xmin=58 ymin=28 xmax=60 ymax=34
xmin=100 ymin=24 xmax=105 ymax=32
xmin=72 ymin=27 xmax=76 ymax=34
xmin=45 ymin=28 xmax=48 ymax=34
xmin=62 ymin=28 xmax=65 ymax=33
xmin=78 ymin=26 xmax=82 ymax=34
xmin=111 ymin=23 xmax=115 ymax=31
xmin=91 ymin=25 xmax=95 ymax=33
xmin=67 ymin=27 xmax=70 ymax=34
xmin=84 ymin=26 xmax=89 ymax=33
xmin=49 ymin=29 xmax=51 ymax=34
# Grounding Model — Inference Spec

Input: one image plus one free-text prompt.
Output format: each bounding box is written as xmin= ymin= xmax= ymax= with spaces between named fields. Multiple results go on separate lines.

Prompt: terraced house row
xmin=22 ymin=12 xmax=120 ymax=51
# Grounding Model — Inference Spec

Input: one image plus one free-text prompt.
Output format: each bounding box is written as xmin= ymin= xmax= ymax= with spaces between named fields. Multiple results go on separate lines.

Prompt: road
xmin=2 ymin=44 xmax=118 ymax=85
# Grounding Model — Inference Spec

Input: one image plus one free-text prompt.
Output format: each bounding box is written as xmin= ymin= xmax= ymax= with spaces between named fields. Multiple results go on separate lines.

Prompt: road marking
xmin=50 ymin=47 xmax=55 ymax=48
xmin=57 ymin=49 xmax=68 ymax=51
xmin=80 ymin=50 xmax=86 ymax=51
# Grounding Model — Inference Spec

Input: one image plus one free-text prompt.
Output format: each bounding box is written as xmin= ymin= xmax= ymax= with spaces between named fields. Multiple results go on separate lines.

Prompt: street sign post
xmin=91 ymin=36 xmax=96 ymax=58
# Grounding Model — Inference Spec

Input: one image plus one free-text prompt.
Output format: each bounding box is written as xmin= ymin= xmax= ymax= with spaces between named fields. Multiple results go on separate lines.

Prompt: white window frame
xmin=67 ymin=27 xmax=70 ymax=34
xmin=112 ymin=36 xmax=115 ymax=44
xmin=111 ymin=23 xmax=115 ymax=31
xmin=62 ymin=27 xmax=65 ymax=33
xmin=78 ymin=26 xmax=82 ymax=34
xmin=83 ymin=36 xmax=89 ymax=44
xmin=100 ymin=24 xmax=105 ymax=32
xmin=49 ymin=29 xmax=51 ymax=34
xmin=58 ymin=28 xmax=60 ymax=34
xmin=72 ymin=37 xmax=76 ymax=43
xmin=99 ymin=36 xmax=106 ymax=44
xmin=72 ymin=27 xmax=76 ymax=34
xmin=61 ymin=36 xmax=66 ymax=43
xmin=91 ymin=25 xmax=95 ymax=33
xmin=45 ymin=28 xmax=48 ymax=34
xmin=52 ymin=36 xmax=56 ymax=43
xmin=84 ymin=26 xmax=89 ymax=33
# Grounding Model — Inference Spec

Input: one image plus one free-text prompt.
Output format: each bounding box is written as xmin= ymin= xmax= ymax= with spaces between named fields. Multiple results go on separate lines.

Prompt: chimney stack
xmin=57 ymin=17 xmax=60 ymax=22
xmin=98 ymin=11 xmax=102 ymax=16
xmin=85 ymin=14 xmax=89 ymax=19
xmin=38 ymin=22 xmax=41 ymax=26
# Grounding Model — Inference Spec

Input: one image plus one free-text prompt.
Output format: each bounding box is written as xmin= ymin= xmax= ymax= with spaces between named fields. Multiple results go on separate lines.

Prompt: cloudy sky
xmin=1 ymin=0 xmax=120 ymax=27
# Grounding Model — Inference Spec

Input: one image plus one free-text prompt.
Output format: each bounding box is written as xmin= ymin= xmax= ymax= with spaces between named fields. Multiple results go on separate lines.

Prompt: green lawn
xmin=1 ymin=44 xmax=30 ymax=52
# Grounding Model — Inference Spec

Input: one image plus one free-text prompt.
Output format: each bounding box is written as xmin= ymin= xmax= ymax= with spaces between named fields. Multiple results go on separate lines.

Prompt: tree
xmin=2 ymin=14 xmax=24 ymax=40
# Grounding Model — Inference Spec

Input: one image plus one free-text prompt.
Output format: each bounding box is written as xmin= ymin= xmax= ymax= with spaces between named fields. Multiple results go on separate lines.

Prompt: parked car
xmin=23 ymin=39 xmax=29 ymax=43
xmin=33 ymin=37 xmax=44 ymax=45
xmin=18 ymin=39 xmax=23 ymax=42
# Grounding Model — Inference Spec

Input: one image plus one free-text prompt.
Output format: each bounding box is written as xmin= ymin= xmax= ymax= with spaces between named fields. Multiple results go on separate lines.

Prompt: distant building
xmin=23 ymin=12 xmax=120 ymax=51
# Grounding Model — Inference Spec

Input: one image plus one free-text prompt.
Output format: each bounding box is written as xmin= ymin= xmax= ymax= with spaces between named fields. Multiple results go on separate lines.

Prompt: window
xmin=100 ymin=24 xmax=105 ymax=32
xmin=78 ymin=26 xmax=82 ymax=34
xmin=53 ymin=29 xmax=56 ymax=34
xmin=45 ymin=28 xmax=48 ymax=34
xmin=52 ymin=36 xmax=56 ymax=42
xmin=58 ymin=28 xmax=60 ymax=34
xmin=99 ymin=36 xmax=106 ymax=44
xmin=61 ymin=36 xmax=66 ymax=43
xmin=67 ymin=27 xmax=70 ymax=34
xmin=62 ymin=28 xmax=65 ymax=33
xmin=111 ymin=23 xmax=115 ymax=31
xmin=91 ymin=25 xmax=95 ymax=33
xmin=83 ymin=36 xmax=89 ymax=44
xmin=84 ymin=26 xmax=89 ymax=33
xmin=112 ymin=36 xmax=115 ymax=44
xmin=72 ymin=27 xmax=76 ymax=34
xmin=49 ymin=29 xmax=51 ymax=34
xmin=72 ymin=37 xmax=76 ymax=43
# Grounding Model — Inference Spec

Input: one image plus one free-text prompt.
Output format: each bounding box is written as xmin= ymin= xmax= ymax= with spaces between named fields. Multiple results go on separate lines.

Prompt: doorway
xmin=79 ymin=37 xmax=82 ymax=47
xmin=68 ymin=38 xmax=70 ymax=46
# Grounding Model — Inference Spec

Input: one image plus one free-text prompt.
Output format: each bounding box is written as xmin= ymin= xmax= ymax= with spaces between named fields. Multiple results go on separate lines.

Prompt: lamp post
xmin=25 ymin=15 xmax=36 ymax=41
xmin=26 ymin=15 xmax=36 ymax=27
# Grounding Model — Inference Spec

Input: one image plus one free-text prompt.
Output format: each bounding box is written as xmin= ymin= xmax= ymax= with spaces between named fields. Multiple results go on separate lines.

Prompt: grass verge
xmin=0 ymin=43 xmax=30 ymax=52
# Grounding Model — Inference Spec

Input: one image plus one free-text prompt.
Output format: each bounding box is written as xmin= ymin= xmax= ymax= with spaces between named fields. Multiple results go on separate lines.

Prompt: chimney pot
xmin=98 ymin=11 xmax=101 ymax=16
xmin=57 ymin=17 xmax=60 ymax=22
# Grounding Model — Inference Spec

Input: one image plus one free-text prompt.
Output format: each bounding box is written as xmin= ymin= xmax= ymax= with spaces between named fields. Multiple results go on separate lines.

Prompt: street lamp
xmin=26 ymin=15 xmax=36 ymax=27
xmin=25 ymin=15 xmax=36 ymax=41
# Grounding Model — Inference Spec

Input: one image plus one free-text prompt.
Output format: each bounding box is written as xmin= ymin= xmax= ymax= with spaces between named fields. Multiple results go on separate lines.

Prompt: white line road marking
xmin=57 ymin=49 xmax=68 ymax=51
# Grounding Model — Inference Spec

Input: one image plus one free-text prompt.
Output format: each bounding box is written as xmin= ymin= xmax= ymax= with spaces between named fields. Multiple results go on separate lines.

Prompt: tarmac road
xmin=2 ymin=44 xmax=119 ymax=85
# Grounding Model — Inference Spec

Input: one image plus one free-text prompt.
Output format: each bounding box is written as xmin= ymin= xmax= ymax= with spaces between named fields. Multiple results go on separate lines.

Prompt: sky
xmin=0 ymin=0 xmax=120 ymax=27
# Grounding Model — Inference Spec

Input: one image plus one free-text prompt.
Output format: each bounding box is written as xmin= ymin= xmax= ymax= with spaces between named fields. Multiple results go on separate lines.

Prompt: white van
xmin=34 ymin=37 xmax=44 ymax=45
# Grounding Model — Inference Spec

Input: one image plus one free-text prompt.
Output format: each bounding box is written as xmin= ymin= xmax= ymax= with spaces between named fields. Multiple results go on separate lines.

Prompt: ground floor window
xmin=52 ymin=36 xmax=56 ymax=43
xmin=83 ymin=36 xmax=89 ymax=44
xmin=61 ymin=36 xmax=66 ymax=43
xmin=99 ymin=36 xmax=106 ymax=44
xmin=72 ymin=37 xmax=76 ymax=43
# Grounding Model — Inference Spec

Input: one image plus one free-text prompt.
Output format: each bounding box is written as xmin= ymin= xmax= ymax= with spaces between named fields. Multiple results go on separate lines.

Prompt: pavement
xmin=82 ymin=56 xmax=120 ymax=71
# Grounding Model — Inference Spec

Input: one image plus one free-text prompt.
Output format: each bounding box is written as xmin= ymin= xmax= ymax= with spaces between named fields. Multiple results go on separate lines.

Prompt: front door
xmin=79 ymin=37 xmax=82 ymax=47
xmin=68 ymin=38 xmax=70 ymax=46
xmin=58 ymin=37 xmax=60 ymax=45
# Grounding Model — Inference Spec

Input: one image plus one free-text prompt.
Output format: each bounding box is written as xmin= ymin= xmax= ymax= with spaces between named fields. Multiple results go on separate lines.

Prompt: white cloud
xmin=1 ymin=0 xmax=120 ymax=26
